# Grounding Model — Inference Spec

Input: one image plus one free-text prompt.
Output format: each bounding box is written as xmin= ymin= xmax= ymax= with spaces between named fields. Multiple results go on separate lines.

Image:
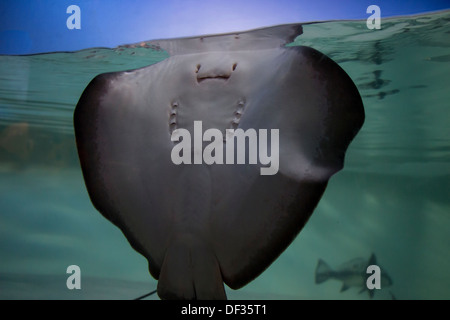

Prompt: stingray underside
xmin=74 ymin=24 xmax=364 ymax=300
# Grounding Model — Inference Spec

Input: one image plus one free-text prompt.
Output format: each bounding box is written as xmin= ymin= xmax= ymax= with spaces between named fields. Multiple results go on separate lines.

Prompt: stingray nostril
xmin=195 ymin=64 xmax=201 ymax=73
xmin=232 ymin=63 xmax=237 ymax=71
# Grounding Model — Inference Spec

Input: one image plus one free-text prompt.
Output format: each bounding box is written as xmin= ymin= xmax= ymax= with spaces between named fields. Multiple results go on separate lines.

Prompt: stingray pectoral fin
xmin=211 ymin=45 xmax=364 ymax=289
xmin=74 ymin=66 xmax=177 ymax=279
xmin=274 ymin=46 xmax=365 ymax=181
xmin=74 ymin=72 xmax=117 ymax=221
xmin=213 ymin=170 xmax=328 ymax=289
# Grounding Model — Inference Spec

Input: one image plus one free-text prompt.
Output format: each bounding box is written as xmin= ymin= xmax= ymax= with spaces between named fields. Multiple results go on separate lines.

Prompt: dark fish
xmin=315 ymin=254 xmax=393 ymax=298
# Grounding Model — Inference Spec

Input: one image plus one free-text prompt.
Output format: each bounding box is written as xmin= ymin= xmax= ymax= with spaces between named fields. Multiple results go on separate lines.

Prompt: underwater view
xmin=0 ymin=9 xmax=449 ymax=300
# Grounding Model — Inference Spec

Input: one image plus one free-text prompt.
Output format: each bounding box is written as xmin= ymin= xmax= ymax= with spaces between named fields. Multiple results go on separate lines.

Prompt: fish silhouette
xmin=315 ymin=254 xmax=393 ymax=298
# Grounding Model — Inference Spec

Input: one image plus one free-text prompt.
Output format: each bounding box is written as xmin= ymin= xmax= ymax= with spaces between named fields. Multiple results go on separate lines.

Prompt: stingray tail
xmin=157 ymin=237 xmax=226 ymax=300
xmin=134 ymin=289 xmax=157 ymax=300
xmin=315 ymin=259 xmax=333 ymax=284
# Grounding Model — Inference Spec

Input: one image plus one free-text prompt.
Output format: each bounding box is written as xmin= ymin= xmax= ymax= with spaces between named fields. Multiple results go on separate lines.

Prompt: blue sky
xmin=0 ymin=0 xmax=449 ymax=54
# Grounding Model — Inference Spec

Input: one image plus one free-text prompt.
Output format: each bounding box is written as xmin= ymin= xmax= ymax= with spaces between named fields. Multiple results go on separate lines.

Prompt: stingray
xmin=74 ymin=23 xmax=364 ymax=300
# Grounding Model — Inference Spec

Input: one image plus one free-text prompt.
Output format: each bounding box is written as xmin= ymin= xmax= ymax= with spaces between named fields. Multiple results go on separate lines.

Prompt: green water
xmin=0 ymin=10 xmax=449 ymax=299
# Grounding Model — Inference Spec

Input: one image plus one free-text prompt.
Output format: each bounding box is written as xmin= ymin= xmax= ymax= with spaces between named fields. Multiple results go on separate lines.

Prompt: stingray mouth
xmin=197 ymin=74 xmax=231 ymax=83
xmin=195 ymin=63 xmax=237 ymax=83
